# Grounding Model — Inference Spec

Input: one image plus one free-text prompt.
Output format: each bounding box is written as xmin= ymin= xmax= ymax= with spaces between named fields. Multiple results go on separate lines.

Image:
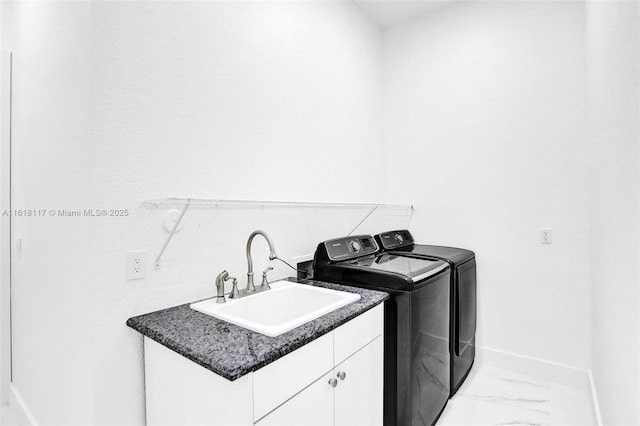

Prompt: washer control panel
xmin=375 ymin=230 xmax=414 ymax=250
xmin=322 ymin=235 xmax=379 ymax=261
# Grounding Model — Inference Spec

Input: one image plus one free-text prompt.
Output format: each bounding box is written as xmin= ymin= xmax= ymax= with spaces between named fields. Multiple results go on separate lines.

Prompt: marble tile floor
xmin=438 ymin=364 xmax=595 ymax=426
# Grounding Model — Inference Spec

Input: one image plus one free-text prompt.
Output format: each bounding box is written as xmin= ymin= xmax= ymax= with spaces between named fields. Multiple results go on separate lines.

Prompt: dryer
xmin=375 ymin=230 xmax=476 ymax=397
xmin=314 ymin=235 xmax=450 ymax=426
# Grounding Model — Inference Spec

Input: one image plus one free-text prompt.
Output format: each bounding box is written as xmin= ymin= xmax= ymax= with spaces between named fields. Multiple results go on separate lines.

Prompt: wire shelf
xmin=143 ymin=197 xmax=414 ymax=269
xmin=143 ymin=197 xmax=413 ymax=209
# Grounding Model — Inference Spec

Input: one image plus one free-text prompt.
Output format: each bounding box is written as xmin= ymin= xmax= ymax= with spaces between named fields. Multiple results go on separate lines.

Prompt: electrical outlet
xmin=127 ymin=250 xmax=147 ymax=280
xmin=540 ymin=228 xmax=552 ymax=244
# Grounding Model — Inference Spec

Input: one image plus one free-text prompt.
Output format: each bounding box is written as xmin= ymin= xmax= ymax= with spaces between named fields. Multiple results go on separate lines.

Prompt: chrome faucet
xmin=246 ymin=230 xmax=278 ymax=293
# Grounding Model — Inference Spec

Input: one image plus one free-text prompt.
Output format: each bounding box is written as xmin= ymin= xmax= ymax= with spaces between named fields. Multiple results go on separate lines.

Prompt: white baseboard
xmin=9 ymin=384 xmax=37 ymax=426
xmin=475 ymin=345 xmax=589 ymax=387
xmin=475 ymin=345 xmax=602 ymax=426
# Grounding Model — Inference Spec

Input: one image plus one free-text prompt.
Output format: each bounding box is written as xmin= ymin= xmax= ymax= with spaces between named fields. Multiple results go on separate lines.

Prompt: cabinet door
xmin=256 ymin=371 xmax=334 ymax=426
xmin=334 ymin=336 xmax=384 ymax=426
xmin=144 ymin=338 xmax=252 ymax=426
xmin=254 ymin=332 xmax=333 ymax=420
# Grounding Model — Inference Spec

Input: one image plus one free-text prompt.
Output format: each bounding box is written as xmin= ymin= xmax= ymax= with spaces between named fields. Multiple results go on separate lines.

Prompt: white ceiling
xmin=354 ymin=1 xmax=458 ymax=28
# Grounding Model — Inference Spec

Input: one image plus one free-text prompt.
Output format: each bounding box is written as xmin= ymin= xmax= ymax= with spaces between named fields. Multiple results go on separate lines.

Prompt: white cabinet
xmin=145 ymin=336 xmax=253 ymax=426
xmin=144 ymin=304 xmax=383 ymax=426
xmin=257 ymin=335 xmax=383 ymax=426
xmin=256 ymin=371 xmax=335 ymax=426
xmin=334 ymin=336 xmax=383 ymax=426
xmin=253 ymin=332 xmax=334 ymax=420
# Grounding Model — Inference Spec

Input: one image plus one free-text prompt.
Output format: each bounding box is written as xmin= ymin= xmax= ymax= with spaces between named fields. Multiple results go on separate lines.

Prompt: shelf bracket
xmin=154 ymin=201 xmax=190 ymax=269
xmin=346 ymin=206 xmax=378 ymax=237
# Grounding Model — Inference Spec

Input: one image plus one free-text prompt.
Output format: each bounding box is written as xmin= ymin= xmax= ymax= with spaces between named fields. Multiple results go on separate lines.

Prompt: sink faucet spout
xmin=246 ymin=230 xmax=278 ymax=292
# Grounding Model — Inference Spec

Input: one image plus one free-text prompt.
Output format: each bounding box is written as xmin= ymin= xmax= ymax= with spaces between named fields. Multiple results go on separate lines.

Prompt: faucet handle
xmin=228 ymin=277 xmax=240 ymax=299
xmin=261 ymin=266 xmax=273 ymax=289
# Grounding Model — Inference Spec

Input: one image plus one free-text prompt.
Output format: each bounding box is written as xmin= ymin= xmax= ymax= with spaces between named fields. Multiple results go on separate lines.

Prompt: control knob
xmin=394 ymin=233 xmax=404 ymax=244
xmin=349 ymin=240 xmax=361 ymax=253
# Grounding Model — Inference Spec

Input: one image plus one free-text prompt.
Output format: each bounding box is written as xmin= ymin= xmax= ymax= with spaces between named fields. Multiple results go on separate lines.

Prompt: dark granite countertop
xmin=126 ymin=277 xmax=389 ymax=381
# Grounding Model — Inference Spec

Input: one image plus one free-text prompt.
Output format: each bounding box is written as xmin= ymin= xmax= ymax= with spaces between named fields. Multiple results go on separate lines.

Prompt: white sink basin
xmin=190 ymin=281 xmax=360 ymax=337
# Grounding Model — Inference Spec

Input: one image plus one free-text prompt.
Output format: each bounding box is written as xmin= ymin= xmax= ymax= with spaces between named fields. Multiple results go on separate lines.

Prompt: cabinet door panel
xmin=254 ymin=332 xmax=333 ymax=420
xmin=334 ymin=336 xmax=383 ymax=426
xmin=144 ymin=338 xmax=252 ymax=426
xmin=334 ymin=305 xmax=383 ymax=365
xmin=256 ymin=371 xmax=334 ymax=426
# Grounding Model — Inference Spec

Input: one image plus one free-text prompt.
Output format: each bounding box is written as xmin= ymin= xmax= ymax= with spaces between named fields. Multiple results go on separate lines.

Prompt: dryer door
xmin=455 ymin=259 xmax=476 ymax=356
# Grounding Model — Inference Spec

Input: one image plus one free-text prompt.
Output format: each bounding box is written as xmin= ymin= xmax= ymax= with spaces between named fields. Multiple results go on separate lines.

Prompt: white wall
xmin=0 ymin=1 xmax=94 ymax=424
xmin=89 ymin=3 xmax=392 ymax=424
xmin=383 ymin=1 xmax=591 ymax=369
xmin=586 ymin=1 xmax=640 ymax=424
xmin=3 ymin=1 xmax=399 ymax=424
xmin=0 ymin=35 xmax=11 ymax=409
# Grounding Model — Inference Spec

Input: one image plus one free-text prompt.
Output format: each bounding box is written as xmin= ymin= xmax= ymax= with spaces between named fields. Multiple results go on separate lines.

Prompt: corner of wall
xmin=587 ymin=370 xmax=603 ymax=426
xmin=9 ymin=385 xmax=37 ymax=426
